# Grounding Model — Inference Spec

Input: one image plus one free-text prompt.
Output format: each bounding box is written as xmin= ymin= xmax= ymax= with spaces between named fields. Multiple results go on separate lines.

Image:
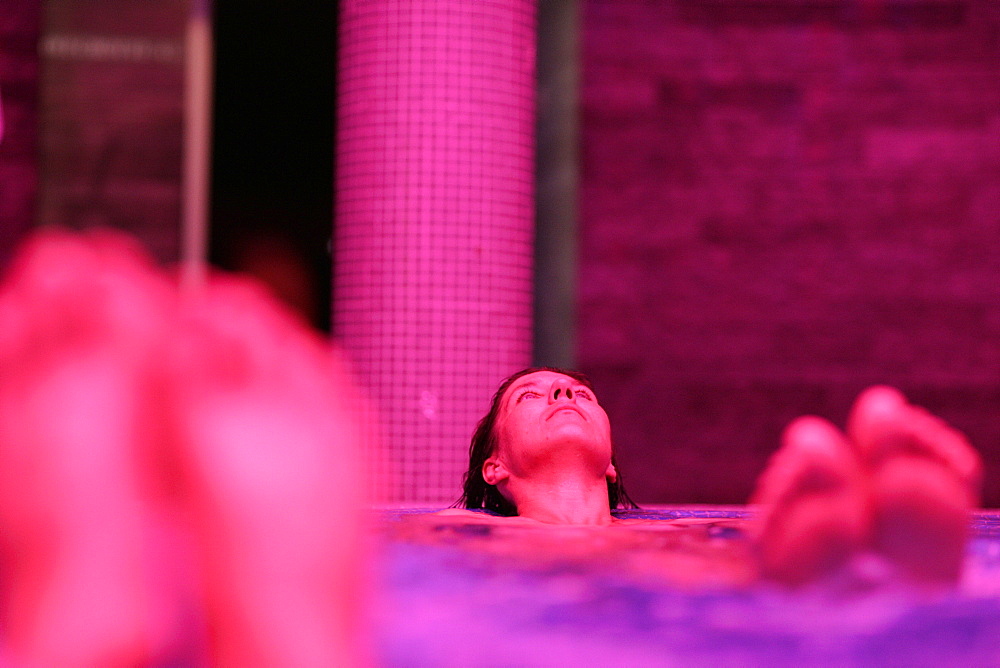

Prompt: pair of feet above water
xmin=751 ymin=385 xmax=981 ymax=588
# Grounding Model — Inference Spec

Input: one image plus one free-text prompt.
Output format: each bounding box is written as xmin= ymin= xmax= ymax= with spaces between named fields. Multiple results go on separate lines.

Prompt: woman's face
xmin=490 ymin=370 xmax=614 ymax=479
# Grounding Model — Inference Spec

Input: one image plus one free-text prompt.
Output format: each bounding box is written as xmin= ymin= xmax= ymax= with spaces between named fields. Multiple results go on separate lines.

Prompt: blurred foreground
xmin=0 ymin=228 xmax=366 ymax=666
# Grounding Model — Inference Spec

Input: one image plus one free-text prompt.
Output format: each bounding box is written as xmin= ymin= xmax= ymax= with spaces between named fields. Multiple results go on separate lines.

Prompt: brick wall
xmin=0 ymin=2 xmax=41 ymax=270
xmin=579 ymin=0 xmax=1000 ymax=505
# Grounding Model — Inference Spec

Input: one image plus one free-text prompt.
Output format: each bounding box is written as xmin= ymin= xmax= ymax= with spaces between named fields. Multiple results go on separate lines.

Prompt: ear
xmin=482 ymin=457 xmax=509 ymax=486
xmin=605 ymin=461 xmax=618 ymax=483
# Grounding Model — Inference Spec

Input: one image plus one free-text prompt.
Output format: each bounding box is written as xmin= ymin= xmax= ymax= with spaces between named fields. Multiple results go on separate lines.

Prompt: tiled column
xmin=335 ymin=0 xmax=536 ymax=503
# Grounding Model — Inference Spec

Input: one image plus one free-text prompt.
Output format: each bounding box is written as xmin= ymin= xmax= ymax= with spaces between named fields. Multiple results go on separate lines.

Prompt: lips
xmin=546 ymin=405 xmax=587 ymax=421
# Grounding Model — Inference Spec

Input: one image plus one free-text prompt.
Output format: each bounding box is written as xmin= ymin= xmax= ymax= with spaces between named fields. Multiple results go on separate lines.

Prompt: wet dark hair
xmin=455 ymin=366 xmax=638 ymax=515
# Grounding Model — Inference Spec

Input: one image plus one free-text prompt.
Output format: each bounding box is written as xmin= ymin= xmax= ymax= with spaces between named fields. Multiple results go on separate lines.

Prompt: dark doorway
xmin=211 ymin=1 xmax=337 ymax=331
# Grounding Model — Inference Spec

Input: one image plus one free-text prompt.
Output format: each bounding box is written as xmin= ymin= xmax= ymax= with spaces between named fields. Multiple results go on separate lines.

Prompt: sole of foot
xmin=751 ymin=416 xmax=869 ymax=587
xmin=849 ymin=386 xmax=981 ymax=586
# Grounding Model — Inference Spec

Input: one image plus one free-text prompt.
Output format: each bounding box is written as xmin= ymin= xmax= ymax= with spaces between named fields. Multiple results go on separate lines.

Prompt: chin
xmin=531 ymin=435 xmax=612 ymax=467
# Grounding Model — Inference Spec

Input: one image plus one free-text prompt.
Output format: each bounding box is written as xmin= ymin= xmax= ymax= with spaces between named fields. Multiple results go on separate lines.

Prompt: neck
xmin=505 ymin=469 xmax=614 ymax=526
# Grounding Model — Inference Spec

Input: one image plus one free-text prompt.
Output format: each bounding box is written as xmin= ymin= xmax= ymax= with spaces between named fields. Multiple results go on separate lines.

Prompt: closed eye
xmin=516 ymin=390 xmax=541 ymax=403
xmin=576 ymin=389 xmax=593 ymax=400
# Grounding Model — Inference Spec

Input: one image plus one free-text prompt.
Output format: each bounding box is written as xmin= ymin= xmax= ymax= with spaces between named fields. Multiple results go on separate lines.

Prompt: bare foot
xmin=0 ymin=230 xmax=173 ymax=666
xmin=848 ymin=386 xmax=981 ymax=585
xmin=0 ymin=230 xmax=369 ymax=664
xmin=162 ymin=275 xmax=367 ymax=666
xmin=750 ymin=416 xmax=869 ymax=586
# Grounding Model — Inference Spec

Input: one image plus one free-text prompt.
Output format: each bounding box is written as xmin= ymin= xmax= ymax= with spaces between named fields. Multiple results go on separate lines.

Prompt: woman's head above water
xmin=459 ymin=367 xmax=636 ymax=516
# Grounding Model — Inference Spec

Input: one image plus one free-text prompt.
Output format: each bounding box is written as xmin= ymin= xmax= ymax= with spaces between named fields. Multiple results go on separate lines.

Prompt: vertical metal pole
xmin=534 ymin=0 xmax=578 ymax=368
xmin=181 ymin=0 xmax=213 ymax=295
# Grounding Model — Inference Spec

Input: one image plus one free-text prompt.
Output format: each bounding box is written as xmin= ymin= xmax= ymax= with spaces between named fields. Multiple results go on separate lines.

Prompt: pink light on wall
xmin=335 ymin=1 xmax=536 ymax=503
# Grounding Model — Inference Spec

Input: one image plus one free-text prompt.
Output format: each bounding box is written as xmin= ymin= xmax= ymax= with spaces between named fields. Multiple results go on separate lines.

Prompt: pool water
xmin=374 ymin=508 xmax=1000 ymax=666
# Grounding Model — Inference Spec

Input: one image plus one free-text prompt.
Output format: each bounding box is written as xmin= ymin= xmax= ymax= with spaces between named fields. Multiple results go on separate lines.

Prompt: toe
xmin=847 ymin=385 xmax=907 ymax=452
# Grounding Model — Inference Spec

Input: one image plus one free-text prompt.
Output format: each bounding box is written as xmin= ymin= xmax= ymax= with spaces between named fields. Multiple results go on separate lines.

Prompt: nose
xmin=549 ymin=376 xmax=574 ymax=403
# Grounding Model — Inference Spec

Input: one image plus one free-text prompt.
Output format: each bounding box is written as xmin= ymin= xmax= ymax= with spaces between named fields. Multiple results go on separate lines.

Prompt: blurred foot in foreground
xmin=0 ymin=228 xmax=366 ymax=666
xmin=752 ymin=387 xmax=982 ymax=589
